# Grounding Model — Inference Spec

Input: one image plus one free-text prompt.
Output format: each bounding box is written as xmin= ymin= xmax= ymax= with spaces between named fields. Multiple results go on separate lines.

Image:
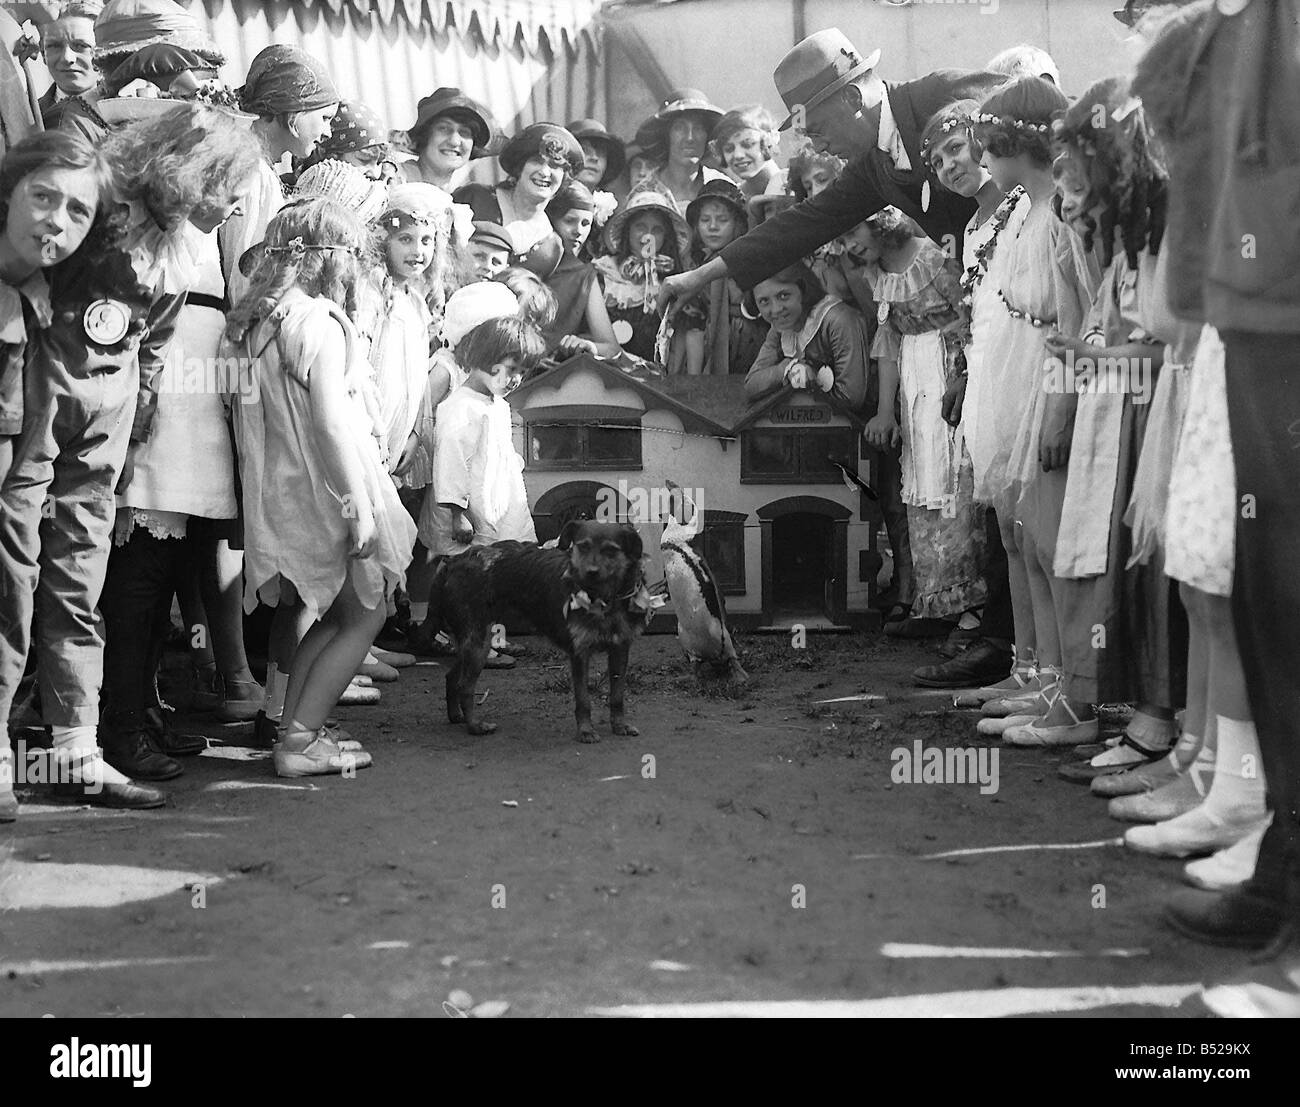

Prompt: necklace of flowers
xmin=959 ymin=184 xmax=1024 ymax=313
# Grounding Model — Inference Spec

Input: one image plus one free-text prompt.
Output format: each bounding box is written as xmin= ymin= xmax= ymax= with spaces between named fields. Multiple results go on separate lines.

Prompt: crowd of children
xmin=1 ymin=0 xmax=1297 ymax=1006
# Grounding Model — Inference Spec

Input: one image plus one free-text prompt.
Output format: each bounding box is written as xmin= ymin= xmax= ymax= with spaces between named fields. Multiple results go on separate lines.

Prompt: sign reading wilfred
xmin=769 ymin=405 xmax=830 ymax=424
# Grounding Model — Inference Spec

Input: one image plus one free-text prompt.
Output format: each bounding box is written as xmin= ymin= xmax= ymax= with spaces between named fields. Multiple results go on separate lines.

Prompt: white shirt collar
xmin=876 ymin=88 xmax=912 ymax=172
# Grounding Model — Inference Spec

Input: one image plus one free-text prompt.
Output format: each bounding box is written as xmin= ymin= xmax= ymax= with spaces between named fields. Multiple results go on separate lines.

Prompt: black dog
xmin=418 ymin=521 xmax=657 ymax=743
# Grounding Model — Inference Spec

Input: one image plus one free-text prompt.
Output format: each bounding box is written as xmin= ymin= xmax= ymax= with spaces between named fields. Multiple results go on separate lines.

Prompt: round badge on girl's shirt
xmin=83 ymin=299 xmax=131 ymax=345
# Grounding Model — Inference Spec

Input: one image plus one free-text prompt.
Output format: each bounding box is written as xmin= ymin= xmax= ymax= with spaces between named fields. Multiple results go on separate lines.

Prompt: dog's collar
xmin=563 ymin=582 xmax=667 ymax=618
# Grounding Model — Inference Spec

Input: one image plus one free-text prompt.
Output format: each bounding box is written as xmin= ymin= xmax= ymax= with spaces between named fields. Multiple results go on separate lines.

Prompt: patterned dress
xmin=870 ymin=240 xmax=986 ymax=619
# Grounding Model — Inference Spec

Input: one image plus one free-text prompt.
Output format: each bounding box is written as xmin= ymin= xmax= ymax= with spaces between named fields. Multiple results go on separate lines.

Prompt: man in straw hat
xmin=659 ymin=29 xmax=1013 ymax=692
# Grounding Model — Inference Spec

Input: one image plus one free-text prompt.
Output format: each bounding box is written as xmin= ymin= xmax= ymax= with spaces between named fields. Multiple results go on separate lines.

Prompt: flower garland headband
xmin=920 ymin=115 xmax=973 ymax=159
xmin=971 ymin=113 xmax=1051 ymax=134
xmin=264 ymin=236 xmax=362 ymax=258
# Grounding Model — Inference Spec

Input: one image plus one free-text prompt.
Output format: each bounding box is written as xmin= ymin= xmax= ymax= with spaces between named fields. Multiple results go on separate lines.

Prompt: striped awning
xmin=9 ymin=0 xmax=603 ymax=57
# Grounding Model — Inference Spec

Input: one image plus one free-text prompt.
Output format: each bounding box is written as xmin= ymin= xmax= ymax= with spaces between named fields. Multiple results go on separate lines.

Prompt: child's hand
xmin=1044 ymin=331 xmax=1094 ymax=363
xmin=558 ymin=335 xmax=598 ymax=357
xmin=113 ymin=507 xmax=134 ymax=546
xmin=392 ymin=432 xmax=420 ymax=477
xmin=865 ymin=411 xmax=901 ymax=449
xmin=785 ymin=361 xmax=811 ymax=389
xmin=115 ymin=444 xmax=138 ymax=496
xmin=451 ymin=511 xmax=474 ymax=544
xmin=941 ymin=375 xmax=967 ymax=427
xmin=1039 ymin=391 xmax=1078 ymax=472
xmin=348 ymin=512 xmax=377 ymax=559
xmin=653 ymin=254 xmax=676 ymax=275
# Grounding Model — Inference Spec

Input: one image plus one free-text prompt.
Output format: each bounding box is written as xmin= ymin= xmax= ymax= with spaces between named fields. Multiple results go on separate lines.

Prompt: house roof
xmin=509 ymin=354 xmax=737 ymax=439
xmin=510 ymin=354 xmax=866 ymax=435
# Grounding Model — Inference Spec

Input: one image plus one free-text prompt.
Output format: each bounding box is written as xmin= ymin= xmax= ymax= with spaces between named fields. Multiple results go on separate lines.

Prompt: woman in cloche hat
xmin=453 ymin=122 xmax=584 ymax=279
xmin=402 ymin=87 xmax=499 ymax=193
xmin=633 ymin=87 xmax=729 ymax=211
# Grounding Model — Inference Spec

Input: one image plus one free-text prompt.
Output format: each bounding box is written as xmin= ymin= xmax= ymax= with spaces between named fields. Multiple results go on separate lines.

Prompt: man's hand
xmin=865 ymin=411 xmax=901 ymax=449
xmin=941 ymin=375 xmax=966 ymax=427
xmin=656 ymin=255 xmax=727 ymax=317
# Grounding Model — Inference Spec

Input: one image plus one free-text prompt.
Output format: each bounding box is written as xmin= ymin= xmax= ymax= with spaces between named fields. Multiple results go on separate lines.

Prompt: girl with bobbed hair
xmin=712 ymin=105 xmax=785 ymax=200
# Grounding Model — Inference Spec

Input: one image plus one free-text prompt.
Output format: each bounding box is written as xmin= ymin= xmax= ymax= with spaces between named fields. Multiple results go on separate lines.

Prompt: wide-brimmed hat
xmin=409 ymin=88 xmax=499 ymax=159
xmin=498 ymin=123 xmax=584 ymax=180
xmin=566 ymin=118 xmax=627 ymax=185
xmin=602 ymin=185 xmax=690 ymax=263
xmin=93 ymin=94 xmax=188 ymax=124
xmin=94 ymin=0 xmax=224 ymax=69
xmin=684 ymin=178 xmax=748 ymax=226
xmin=773 ymin=28 xmax=881 ymax=132
xmin=634 ymin=88 xmax=723 ymax=152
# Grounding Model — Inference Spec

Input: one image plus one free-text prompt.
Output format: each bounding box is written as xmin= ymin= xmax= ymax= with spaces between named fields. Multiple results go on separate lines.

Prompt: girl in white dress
xmin=226 ymin=199 xmax=416 ymax=777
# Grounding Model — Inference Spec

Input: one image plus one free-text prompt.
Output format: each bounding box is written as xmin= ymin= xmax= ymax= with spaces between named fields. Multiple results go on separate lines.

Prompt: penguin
xmin=659 ymin=481 xmax=748 ymax=684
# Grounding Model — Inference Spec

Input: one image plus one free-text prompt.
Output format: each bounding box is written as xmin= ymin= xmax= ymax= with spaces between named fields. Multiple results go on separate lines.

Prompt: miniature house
xmin=507 ymin=354 xmax=882 ymax=629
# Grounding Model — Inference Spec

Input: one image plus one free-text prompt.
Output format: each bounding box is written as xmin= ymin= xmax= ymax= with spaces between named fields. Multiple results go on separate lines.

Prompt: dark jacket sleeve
xmin=723 ymin=156 xmax=885 ymax=292
xmin=131 ymin=289 xmax=187 ymax=442
xmin=815 ymin=303 xmax=871 ymax=414
xmin=742 ymin=323 xmax=787 ymax=405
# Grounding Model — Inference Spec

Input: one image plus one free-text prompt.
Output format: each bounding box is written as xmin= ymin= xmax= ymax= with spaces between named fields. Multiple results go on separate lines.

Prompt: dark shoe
xmin=144 ymin=706 xmax=207 ymax=757
xmin=936 ymin=625 xmax=982 ymax=660
xmin=51 ymin=776 xmax=167 ymax=810
xmin=886 ymin=616 xmax=954 ymax=640
xmin=251 ymin=709 xmax=280 ymax=750
xmin=406 ymin=623 xmax=456 ymax=658
xmin=1163 ymin=886 xmax=1288 ymax=950
xmin=912 ymin=639 xmax=1012 ymax=689
xmin=101 ymin=718 xmax=183 ymax=782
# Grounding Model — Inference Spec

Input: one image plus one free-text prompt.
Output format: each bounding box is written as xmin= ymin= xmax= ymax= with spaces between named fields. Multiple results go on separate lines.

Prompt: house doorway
xmin=771 ymin=512 xmax=833 ymax=618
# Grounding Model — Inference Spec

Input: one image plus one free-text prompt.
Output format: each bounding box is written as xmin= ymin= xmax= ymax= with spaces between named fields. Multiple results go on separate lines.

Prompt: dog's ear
xmin=619 ymin=526 xmax=643 ymax=563
xmin=558 ymin=521 xmax=578 ymax=550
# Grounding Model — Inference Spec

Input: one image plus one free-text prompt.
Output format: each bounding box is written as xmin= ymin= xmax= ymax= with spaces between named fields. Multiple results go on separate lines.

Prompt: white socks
xmin=49 ymin=725 xmax=131 ymax=786
xmin=1202 ymin=715 xmax=1267 ymax=820
xmin=49 ymin=724 xmax=97 ymax=753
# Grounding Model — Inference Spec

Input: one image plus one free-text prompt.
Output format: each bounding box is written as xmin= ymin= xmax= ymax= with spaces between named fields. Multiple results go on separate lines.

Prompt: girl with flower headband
xmin=225 ymin=198 xmax=416 ymax=777
xmin=0 ymin=129 xmax=111 ymax=821
xmin=918 ymin=97 xmax=1030 ymax=693
xmin=967 ymin=75 xmax=1101 ymax=749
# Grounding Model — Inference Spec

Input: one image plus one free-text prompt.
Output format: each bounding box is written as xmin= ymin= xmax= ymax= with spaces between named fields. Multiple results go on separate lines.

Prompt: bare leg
xmin=284 ymin=578 xmax=386 ymax=733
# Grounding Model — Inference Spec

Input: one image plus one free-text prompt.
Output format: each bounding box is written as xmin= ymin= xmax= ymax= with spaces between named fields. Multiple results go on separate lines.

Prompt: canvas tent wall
xmin=10 ymin=0 xmax=604 ymax=144
xmin=601 ymin=0 xmax=1152 ymax=153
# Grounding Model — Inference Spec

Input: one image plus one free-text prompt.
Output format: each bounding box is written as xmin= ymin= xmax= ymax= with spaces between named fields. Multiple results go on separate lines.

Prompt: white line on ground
xmin=880 ymin=943 xmax=1148 ymax=959
xmin=589 ymin=984 xmax=1199 ymax=1018
xmin=853 ymin=838 xmax=1124 ymax=860
xmin=204 ymin=780 xmax=319 ymax=792
xmin=0 ymin=956 xmax=215 ymax=976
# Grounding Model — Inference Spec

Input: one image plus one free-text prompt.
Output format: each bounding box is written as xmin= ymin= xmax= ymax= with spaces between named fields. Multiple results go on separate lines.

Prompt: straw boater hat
xmin=602 ymin=185 xmax=690 ymax=263
xmin=566 ymin=118 xmax=627 ymax=185
xmin=773 ymin=28 xmax=881 ymax=132
xmin=497 ymin=122 xmax=584 ymax=180
xmin=93 ymin=0 xmax=224 ymax=70
xmin=633 ymin=88 xmax=724 ymax=153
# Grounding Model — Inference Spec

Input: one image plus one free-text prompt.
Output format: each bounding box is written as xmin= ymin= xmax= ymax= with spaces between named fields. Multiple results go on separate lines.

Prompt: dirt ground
xmin=0 ymin=628 xmax=1253 ymax=1017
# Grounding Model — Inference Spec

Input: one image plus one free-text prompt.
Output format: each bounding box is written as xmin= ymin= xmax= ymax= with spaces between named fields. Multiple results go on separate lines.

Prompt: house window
xmin=741 ymin=428 xmax=857 ymax=483
xmin=527 ymin=420 xmax=642 ymax=470
xmin=690 ymin=510 xmax=747 ymax=595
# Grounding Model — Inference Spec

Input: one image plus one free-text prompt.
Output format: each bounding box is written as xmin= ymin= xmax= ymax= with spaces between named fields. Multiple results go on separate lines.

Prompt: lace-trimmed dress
xmin=871 ymin=241 xmax=986 ymax=618
xmin=231 ymin=290 xmax=416 ymax=618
